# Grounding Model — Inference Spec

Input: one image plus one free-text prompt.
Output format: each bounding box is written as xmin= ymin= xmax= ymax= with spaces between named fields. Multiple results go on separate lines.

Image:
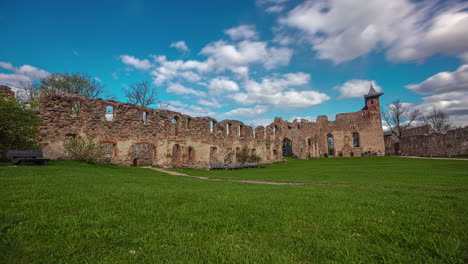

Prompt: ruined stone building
xmin=2 ymin=85 xmax=386 ymax=168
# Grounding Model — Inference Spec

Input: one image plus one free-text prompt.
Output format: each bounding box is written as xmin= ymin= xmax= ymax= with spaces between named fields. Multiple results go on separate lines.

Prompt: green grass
xmin=1 ymin=158 xmax=467 ymax=263
xmin=175 ymin=157 xmax=468 ymax=188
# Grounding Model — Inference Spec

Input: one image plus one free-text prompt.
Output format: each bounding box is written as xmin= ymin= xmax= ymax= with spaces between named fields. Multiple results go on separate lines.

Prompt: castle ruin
xmin=34 ymin=85 xmax=385 ymax=168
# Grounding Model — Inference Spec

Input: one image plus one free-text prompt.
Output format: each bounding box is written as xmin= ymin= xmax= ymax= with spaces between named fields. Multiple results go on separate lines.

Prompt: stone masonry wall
xmin=37 ymin=90 xmax=385 ymax=168
xmin=399 ymin=127 xmax=468 ymax=156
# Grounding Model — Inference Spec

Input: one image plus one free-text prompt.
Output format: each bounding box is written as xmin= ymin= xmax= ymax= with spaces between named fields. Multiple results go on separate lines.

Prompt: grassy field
xmin=1 ymin=158 xmax=467 ymax=263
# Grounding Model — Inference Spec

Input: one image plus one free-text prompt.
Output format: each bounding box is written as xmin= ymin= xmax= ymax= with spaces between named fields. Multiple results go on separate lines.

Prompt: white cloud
xmin=231 ymin=72 xmax=330 ymax=108
xmin=266 ymin=5 xmax=284 ymax=13
xmin=224 ymin=25 xmax=258 ymax=40
xmin=164 ymin=100 xmax=217 ymax=117
xmin=461 ymin=52 xmax=468 ymax=63
xmin=264 ymin=47 xmax=293 ymax=69
xmin=224 ymin=105 xmax=269 ymax=118
xmin=200 ymin=40 xmax=293 ymax=72
xmin=170 ymin=41 xmax=189 ymax=52
xmin=167 ymin=83 xmax=206 ymax=97
xmin=119 ymin=55 xmax=152 ymax=70
xmin=208 ymin=77 xmax=239 ymax=94
xmin=289 ymin=116 xmax=317 ymax=122
xmin=245 ymin=118 xmax=273 ymax=127
xmin=148 ymin=39 xmax=293 ymax=85
xmin=198 ymin=98 xmax=222 ymax=108
xmin=405 ymin=65 xmax=468 ymax=127
xmin=278 ymin=0 xmax=468 ymax=63
xmin=0 ymin=61 xmax=49 ymax=90
xmin=335 ymin=79 xmax=382 ymax=99
xmin=406 ymin=64 xmax=468 ymax=94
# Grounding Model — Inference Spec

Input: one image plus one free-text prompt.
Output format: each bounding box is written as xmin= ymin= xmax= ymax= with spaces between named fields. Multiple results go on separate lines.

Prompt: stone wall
xmin=0 ymin=85 xmax=15 ymax=99
xmin=384 ymin=125 xmax=468 ymax=156
xmin=36 ymin=88 xmax=385 ymax=168
xmin=400 ymin=127 xmax=468 ymax=156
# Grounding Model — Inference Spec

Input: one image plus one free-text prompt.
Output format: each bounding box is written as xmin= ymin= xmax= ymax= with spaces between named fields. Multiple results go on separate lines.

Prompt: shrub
xmin=64 ymin=135 xmax=104 ymax=163
xmin=249 ymin=154 xmax=262 ymax=164
xmin=235 ymin=147 xmax=263 ymax=165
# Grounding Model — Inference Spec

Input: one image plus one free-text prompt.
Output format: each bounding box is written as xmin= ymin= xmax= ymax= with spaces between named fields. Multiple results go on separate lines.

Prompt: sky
xmin=1 ymin=0 xmax=468 ymax=127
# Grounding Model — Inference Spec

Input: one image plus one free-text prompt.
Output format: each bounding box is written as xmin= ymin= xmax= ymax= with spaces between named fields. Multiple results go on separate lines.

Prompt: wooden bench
xmin=5 ymin=151 xmax=49 ymax=166
xmin=243 ymin=162 xmax=258 ymax=168
xmin=210 ymin=162 xmax=226 ymax=170
xmin=227 ymin=163 xmax=241 ymax=170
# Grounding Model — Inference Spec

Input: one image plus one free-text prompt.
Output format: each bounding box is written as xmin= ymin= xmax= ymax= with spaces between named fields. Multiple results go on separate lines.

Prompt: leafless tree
xmin=158 ymin=102 xmax=171 ymax=110
xmin=123 ymin=81 xmax=159 ymax=107
xmin=382 ymin=99 xmax=421 ymax=140
xmin=422 ymin=108 xmax=452 ymax=133
xmin=15 ymin=81 xmax=42 ymax=109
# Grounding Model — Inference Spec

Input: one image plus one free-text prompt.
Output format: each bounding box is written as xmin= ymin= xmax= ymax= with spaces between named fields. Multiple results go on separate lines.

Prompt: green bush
xmin=0 ymin=94 xmax=40 ymax=159
xmin=64 ymin=135 xmax=105 ymax=163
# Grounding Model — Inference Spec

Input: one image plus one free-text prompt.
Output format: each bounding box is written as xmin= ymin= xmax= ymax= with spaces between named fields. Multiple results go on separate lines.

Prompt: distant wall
xmin=400 ymin=127 xmax=468 ymax=156
xmin=385 ymin=125 xmax=468 ymax=156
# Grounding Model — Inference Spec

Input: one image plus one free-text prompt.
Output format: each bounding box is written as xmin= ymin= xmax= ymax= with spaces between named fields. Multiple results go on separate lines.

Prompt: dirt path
xmin=399 ymin=156 xmax=468 ymax=161
xmin=142 ymin=167 xmax=334 ymax=186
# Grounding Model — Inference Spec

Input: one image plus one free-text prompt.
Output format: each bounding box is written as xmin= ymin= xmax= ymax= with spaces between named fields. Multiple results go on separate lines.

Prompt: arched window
xmin=238 ymin=125 xmax=243 ymax=136
xmin=172 ymin=117 xmax=180 ymax=136
xmin=327 ymin=134 xmax=334 ymax=157
xmin=105 ymin=106 xmax=114 ymax=121
xmin=187 ymin=118 xmax=192 ymax=129
xmin=142 ymin=112 xmax=148 ymax=125
xmin=227 ymin=123 xmax=232 ymax=135
xmin=210 ymin=121 xmax=215 ymax=133
xmin=70 ymin=101 xmax=81 ymax=116
xmin=353 ymin=132 xmax=360 ymax=147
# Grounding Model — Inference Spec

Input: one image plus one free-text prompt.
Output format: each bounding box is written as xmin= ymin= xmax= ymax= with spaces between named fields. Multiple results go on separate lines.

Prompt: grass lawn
xmin=1 ymin=158 xmax=467 ymax=263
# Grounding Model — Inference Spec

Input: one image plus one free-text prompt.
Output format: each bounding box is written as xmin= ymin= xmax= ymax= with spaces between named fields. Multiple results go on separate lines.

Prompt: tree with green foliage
xmin=17 ymin=72 xmax=105 ymax=109
xmin=0 ymin=94 xmax=40 ymax=159
xmin=38 ymin=72 xmax=104 ymax=98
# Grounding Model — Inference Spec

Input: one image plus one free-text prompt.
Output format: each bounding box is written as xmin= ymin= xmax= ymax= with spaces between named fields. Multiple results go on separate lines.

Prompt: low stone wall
xmin=392 ymin=127 xmax=468 ymax=156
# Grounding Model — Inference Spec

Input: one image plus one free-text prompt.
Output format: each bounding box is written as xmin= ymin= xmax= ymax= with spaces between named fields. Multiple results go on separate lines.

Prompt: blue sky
xmin=1 ymin=0 xmax=468 ymax=127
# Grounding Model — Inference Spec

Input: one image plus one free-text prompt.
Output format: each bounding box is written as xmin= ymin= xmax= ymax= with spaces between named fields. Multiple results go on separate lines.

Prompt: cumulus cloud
xmin=170 ymin=41 xmax=189 ymax=52
xmin=165 ymin=100 xmax=216 ymax=117
xmin=244 ymin=118 xmax=273 ymax=127
xmin=167 ymin=83 xmax=206 ymax=97
xmin=0 ymin=61 xmax=49 ymax=91
xmin=278 ymin=0 xmax=468 ymax=63
xmin=335 ymin=80 xmax=382 ymax=99
xmin=148 ymin=39 xmax=293 ymax=85
xmin=119 ymin=55 xmax=152 ymax=70
xmin=224 ymin=25 xmax=258 ymax=40
xmin=231 ymin=72 xmax=330 ymax=108
xmin=208 ymin=77 xmax=239 ymax=94
xmin=224 ymin=105 xmax=269 ymax=118
xmin=198 ymin=98 xmax=222 ymax=108
xmin=406 ymin=64 xmax=468 ymax=94
xmin=257 ymin=0 xmax=289 ymax=13
xmin=405 ymin=65 xmax=468 ymax=127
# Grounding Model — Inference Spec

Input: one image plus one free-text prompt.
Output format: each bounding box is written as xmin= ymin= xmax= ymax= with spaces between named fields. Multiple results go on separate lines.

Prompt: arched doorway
xmin=131 ymin=143 xmax=155 ymax=166
xmin=172 ymin=144 xmax=181 ymax=164
xmin=282 ymin=138 xmax=293 ymax=157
